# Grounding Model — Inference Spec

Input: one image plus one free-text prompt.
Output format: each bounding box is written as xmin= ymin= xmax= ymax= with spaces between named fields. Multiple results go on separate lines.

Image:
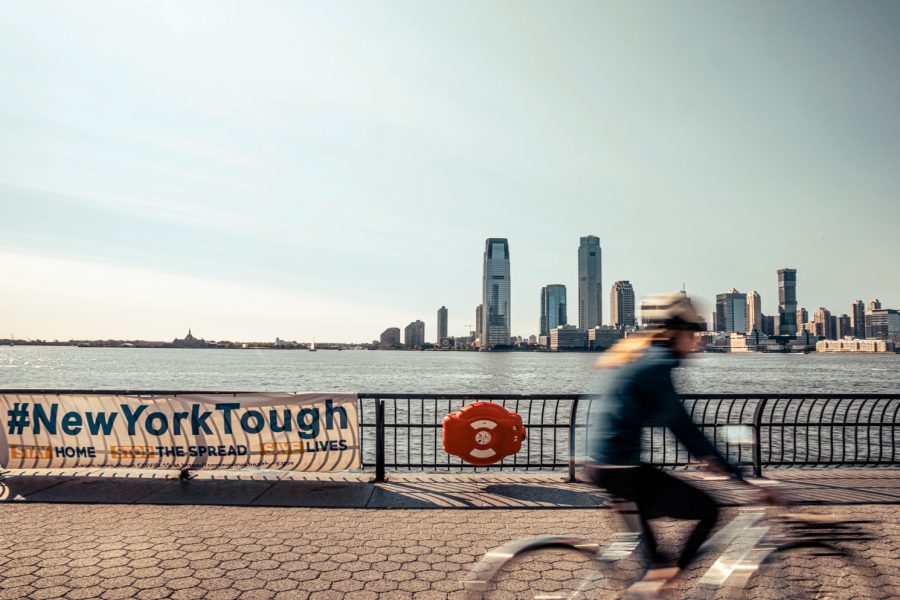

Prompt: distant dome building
xmin=171 ymin=329 xmax=208 ymax=348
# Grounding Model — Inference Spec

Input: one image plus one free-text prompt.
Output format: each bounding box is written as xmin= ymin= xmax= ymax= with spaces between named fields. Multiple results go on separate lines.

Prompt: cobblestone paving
xmin=0 ymin=504 xmax=898 ymax=599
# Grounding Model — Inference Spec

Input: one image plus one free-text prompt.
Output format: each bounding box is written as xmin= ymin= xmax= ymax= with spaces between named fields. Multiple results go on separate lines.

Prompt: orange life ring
xmin=442 ymin=402 xmax=526 ymax=466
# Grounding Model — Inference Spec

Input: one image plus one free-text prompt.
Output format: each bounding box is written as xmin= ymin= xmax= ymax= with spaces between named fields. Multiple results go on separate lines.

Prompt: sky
xmin=1 ymin=1 xmax=899 ymax=343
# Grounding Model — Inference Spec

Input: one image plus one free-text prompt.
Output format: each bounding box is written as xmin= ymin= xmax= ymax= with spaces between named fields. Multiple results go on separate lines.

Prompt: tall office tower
xmin=837 ymin=315 xmax=852 ymax=339
xmin=851 ymin=300 xmax=866 ymax=338
xmin=404 ymin=320 xmax=425 ymax=348
xmin=868 ymin=299 xmax=882 ymax=312
xmin=481 ymin=238 xmax=511 ymax=349
xmin=813 ymin=307 xmax=832 ymax=339
xmin=436 ymin=306 xmax=448 ymax=344
xmin=747 ymin=291 xmax=762 ymax=332
xmin=475 ymin=304 xmax=483 ymax=340
xmin=715 ymin=289 xmax=748 ymax=333
xmin=540 ymin=285 xmax=567 ymax=337
xmin=610 ymin=281 xmax=636 ymax=328
xmin=777 ymin=268 xmax=798 ymax=335
xmin=578 ymin=235 xmax=602 ymax=330
xmin=796 ymin=307 xmax=808 ymax=330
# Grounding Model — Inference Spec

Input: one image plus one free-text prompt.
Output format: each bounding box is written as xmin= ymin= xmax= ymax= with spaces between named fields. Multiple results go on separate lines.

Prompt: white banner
xmin=0 ymin=393 xmax=360 ymax=471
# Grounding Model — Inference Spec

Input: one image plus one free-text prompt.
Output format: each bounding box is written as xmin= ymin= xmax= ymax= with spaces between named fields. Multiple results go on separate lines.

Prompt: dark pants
xmin=588 ymin=465 xmax=719 ymax=569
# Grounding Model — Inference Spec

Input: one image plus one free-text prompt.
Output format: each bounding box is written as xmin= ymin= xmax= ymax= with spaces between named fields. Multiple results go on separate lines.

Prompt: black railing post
xmin=568 ymin=396 xmax=580 ymax=482
xmin=375 ymin=399 xmax=386 ymax=482
xmin=751 ymin=398 xmax=769 ymax=478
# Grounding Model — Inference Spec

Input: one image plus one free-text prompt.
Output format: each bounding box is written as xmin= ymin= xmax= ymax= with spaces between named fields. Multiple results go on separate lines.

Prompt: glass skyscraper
xmin=481 ymin=238 xmax=511 ymax=349
xmin=540 ymin=284 xmax=567 ymax=337
xmin=715 ymin=288 xmax=748 ymax=333
xmin=578 ymin=235 xmax=602 ymax=330
xmin=777 ymin=268 xmax=798 ymax=335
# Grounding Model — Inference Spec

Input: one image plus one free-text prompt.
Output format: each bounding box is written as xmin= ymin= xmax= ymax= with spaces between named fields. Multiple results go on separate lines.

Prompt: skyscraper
xmin=540 ymin=285 xmax=567 ymax=337
xmin=481 ymin=238 xmax=511 ymax=349
xmin=797 ymin=307 xmax=808 ymax=330
xmin=715 ymin=289 xmax=748 ymax=333
xmin=837 ymin=314 xmax=852 ymax=339
xmin=578 ymin=235 xmax=602 ymax=330
xmin=777 ymin=268 xmax=798 ymax=335
xmin=814 ymin=307 xmax=832 ymax=339
xmin=436 ymin=306 xmax=448 ymax=344
xmin=475 ymin=304 xmax=483 ymax=340
xmin=404 ymin=320 xmax=425 ymax=348
xmin=869 ymin=299 xmax=882 ymax=312
xmin=747 ymin=291 xmax=762 ymax=332
xmin=851 ymin=300 xmax=866 ymax=338
xmin=610 ymin=281 xmax=636 ymax=328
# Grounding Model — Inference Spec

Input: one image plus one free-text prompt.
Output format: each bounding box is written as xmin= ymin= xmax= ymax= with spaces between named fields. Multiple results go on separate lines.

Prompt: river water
xmin=1 ymin=346 xmax=899 ymax=394
xmin=2 ymin=346 xmax=898 ymax=471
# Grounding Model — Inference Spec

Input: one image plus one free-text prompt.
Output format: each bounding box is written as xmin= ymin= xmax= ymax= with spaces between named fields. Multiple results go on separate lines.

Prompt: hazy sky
xmin=2 ymin=1 xmax=899 ymax=342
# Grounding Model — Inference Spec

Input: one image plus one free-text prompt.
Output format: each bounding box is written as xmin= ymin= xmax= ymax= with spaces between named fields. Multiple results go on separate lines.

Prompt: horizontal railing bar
xmin=1 ymin=389 xmax=898 ymax=400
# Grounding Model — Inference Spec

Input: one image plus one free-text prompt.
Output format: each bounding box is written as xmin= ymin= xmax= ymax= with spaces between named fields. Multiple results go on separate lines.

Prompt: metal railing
xmin=358 ymin=393 xmax=900 ymax=481
xmin=2 ymin=390 xmax=896 ymax=481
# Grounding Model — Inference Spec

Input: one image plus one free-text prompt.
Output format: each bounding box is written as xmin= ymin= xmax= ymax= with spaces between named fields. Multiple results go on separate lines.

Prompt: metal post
xmin=375 ymin=399 xmax=386 ymax=483
xmin=567 ymin=397 xmax=580 ymax=482
xmin=751 ymin=398 xmax=769 ymax=478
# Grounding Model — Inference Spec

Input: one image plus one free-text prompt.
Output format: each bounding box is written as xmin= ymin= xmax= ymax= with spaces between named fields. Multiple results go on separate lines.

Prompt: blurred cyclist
xmin=585 ymin=292 xmax=743 ymax=584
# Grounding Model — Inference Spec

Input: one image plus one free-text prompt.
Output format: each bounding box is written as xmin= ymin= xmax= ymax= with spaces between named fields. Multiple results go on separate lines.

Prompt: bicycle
xmin=463 ymin=476 xmax=880 ymax=599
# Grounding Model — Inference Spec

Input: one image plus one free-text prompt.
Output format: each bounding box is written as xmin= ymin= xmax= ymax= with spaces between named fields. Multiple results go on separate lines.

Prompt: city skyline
xmin=2 ymin=2 xmax=900 ymax=342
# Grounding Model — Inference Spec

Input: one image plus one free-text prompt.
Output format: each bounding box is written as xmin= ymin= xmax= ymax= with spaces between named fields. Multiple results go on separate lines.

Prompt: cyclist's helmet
xmin=641 ymin=292 xmax=704 ymax=331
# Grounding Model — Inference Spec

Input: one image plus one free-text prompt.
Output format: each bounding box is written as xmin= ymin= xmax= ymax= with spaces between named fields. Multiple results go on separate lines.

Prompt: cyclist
xmin=585 ymin=292 xmax=743 ymax=585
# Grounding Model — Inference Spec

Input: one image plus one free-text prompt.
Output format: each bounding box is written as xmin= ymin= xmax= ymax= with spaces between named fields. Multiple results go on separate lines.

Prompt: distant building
xmin=837 ymin=315 xmax=852 ymax=339
xmin=481 ymin=238 xmax=511 ymax=349
xmin=475 ymin=304 xmax=483 ymax=340
xmin=171 ymin=329 xmax=207 ymax=348
xmin=528 ymin=335 xmax=538 ymax=345
xmin=866 ymin=309 xmax=900 ymax=343
xmin=540 ymin=284 xmax=567 ymax=337
xmin=380 ymin=327 xmax=401 ymax=348
xmin=817 ymin=339 xmax=894 ymax=353
xmin=587 ymin=325 xmax=625 ymax=350
xmin=777 ymin=268 xmax=798 ymax=335
xmin=436 ymin=306 xmax=448 ymax=345
xmin=404 ymin=320 xmax=425 ymax=348
xmin=796 ymin=307 xmax=808 ymax=330
xmin=813 ymin=307 xmax=832 ymax=339
xmin=747 ymin=291 xmax=762 ymax=332
xmin=715 ymin=289 xmax=748 ymax=333
xmin=550 ymin=325 xmax=587 ymax=351
xmin=578 ymin=236 xmax=602 ymax=329
xmin=761 ymin=314 xmax=776 ymax=336
xmin=851 ymin=300 xmax=866 ymax=339
xmin=610 ymin=281 xmax=636 ymax=328
xmin=868 ymin=299 xmax=882 ymax=312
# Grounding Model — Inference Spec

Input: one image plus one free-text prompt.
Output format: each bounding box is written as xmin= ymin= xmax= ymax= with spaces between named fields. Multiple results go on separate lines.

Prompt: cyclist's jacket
xmin=587 ymin=342 xmax=734 ymax=472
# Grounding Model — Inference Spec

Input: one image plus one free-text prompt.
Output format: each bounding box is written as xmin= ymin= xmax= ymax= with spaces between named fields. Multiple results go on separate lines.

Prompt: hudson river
xmin=2 ymin=346 xmax=899 ymax=394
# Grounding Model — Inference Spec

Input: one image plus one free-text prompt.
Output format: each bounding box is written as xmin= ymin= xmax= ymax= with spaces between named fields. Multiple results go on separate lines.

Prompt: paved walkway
xmin=2 ymin=468 xmax=899 ymax=508
xmin=0 ymin=469 xmax=898 ymax=599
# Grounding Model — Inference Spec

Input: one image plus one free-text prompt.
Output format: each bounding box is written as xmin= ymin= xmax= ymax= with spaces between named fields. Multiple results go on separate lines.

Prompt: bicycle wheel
xmin=707 ymin=513 xmax=885 ymax=600
xmin=465 ymin=535 xmax=645 ymax=600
